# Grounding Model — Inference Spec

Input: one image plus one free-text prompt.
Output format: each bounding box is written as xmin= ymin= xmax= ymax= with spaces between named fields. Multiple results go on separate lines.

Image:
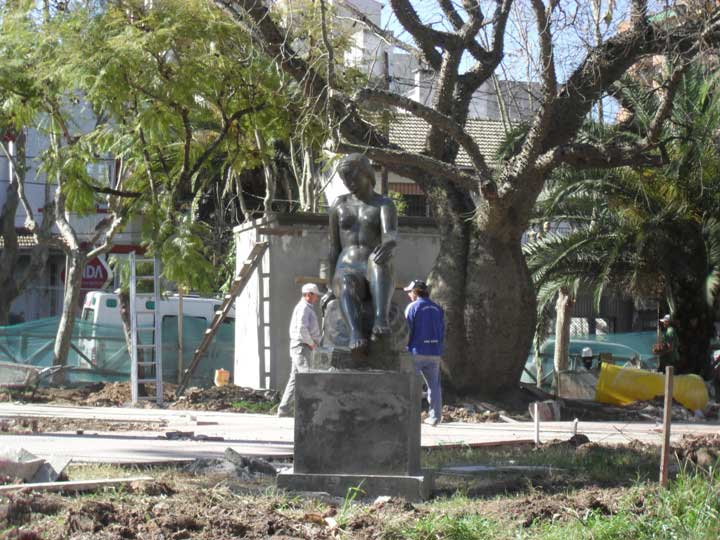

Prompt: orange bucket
xmin=214 ymin=368 xmax=230 ymax=387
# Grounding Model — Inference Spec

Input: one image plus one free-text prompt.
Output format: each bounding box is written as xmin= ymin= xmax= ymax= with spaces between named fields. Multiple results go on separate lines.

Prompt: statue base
xmin=276 ymin=472 xmax=431 ymax=501
xmin=310 ymin=347 xmax=414 ymax=372
xmin=276 ymin=369 xmax=430 ymax=500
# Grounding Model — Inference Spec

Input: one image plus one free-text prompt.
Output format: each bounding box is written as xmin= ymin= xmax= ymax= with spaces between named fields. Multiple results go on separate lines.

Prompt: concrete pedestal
xmin=276 ymin=370 xmax=432 ymax=500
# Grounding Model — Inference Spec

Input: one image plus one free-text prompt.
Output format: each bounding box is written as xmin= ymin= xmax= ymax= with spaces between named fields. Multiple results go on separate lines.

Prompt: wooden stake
xmin=0 ymin=476 xmax=153 ymax=494
xmin=660 ymin=366 xmax=674 ymax=487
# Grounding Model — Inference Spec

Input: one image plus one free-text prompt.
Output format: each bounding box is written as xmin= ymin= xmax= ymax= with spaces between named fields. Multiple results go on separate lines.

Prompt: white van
xmin=81 ymin=291 xmax=234 ymax=327
xmin=78 ymin=291 xmax=235 ymax=371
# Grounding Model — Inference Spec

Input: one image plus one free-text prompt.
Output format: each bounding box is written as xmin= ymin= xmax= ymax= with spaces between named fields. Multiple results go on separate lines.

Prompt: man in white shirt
xmin=277 ymin=283 xmax=322 ymax=417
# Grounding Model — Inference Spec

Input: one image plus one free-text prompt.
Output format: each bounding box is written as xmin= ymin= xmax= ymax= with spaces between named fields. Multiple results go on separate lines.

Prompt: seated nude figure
xmin=322 ymin=153 xmax=398 ymax=353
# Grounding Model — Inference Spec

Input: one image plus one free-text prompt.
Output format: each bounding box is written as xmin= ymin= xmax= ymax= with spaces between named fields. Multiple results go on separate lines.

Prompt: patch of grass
xmin=231 ymin=400 xmax=276 ymax=413
xmin=529 ymin=468 xmax=720 ymax=539
xmin=383 ymin=513 xmax=508 ymax=540
xmin=423 ymin=442 xmax=659 ymax=485
xmin=383 ymin=468 xmax=720 ymax=540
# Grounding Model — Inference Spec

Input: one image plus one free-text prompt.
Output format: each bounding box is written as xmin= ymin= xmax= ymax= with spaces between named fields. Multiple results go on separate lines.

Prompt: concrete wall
xmin=234 ymin=213 xmax=441 ymax=391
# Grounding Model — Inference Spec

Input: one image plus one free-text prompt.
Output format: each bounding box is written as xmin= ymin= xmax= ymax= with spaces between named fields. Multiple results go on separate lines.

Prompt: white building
xmin=0 ymin=107 xmax=142 ymax=323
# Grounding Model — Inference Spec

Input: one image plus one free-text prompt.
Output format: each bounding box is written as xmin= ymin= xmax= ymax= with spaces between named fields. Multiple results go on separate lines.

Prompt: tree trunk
xmin=553 ymin=288 xmax=574 ymax=373
xmin=0 ymin=149 xmax=21 ymax=325
xmin=53 ymin=251 xmax=85 ymax=381
xmin=664 ymin=221 xmax=715 ymax=376
xmin=427 ymin=186 xmax=537 ymax=397
xmin=461 ymin=226 xmax=537 ymax=396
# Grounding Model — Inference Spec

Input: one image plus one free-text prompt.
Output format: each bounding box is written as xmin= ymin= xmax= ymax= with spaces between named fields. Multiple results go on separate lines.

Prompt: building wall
xmin=1 ymin=109 xmax=145 ymax=322
xmin=233 ymin=213 xmax=441 ymax=391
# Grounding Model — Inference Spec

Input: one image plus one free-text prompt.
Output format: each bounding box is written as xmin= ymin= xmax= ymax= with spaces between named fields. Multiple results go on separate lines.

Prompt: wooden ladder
xmin=175 ymin=241 xmax=269 ymax=397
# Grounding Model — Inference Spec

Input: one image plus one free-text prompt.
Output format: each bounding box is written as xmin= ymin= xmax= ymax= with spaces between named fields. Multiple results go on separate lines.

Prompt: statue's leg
xmin=368 ymin=259 xmax=394 ymax=336
xmin=334 ymin=269 xmax=368 ymax=351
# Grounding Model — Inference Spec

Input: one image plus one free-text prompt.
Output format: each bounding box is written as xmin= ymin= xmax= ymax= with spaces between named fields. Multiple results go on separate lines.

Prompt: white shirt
xmin=289 ymin=298 xmax=321 ymax=348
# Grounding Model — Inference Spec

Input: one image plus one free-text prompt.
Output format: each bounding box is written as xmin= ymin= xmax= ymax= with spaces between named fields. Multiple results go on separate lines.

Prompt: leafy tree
xmin=215 ymin=0 xmax=720 ymax=395
xmin=0 ymin=2 xmax=134 ymax=373
xmin=0 ymin=0 xmax=298 ymax=372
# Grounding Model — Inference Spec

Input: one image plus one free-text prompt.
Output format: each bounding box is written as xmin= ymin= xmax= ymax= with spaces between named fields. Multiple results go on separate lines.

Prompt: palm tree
xmin=524 ymin=66 xmax=720 ymax=377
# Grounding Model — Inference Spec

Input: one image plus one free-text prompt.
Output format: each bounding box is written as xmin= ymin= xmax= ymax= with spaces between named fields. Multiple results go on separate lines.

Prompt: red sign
xmin=61 ymin=256 xmax=113 ymax=290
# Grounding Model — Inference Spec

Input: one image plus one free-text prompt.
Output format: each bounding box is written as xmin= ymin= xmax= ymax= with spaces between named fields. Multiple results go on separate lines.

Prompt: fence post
xmin=659 ymin=366 xmax=674 ymax=487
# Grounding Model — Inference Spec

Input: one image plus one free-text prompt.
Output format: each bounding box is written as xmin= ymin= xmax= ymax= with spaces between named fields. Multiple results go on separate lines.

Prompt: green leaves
xmin=156 ymin=215 xmax=215 ymax=294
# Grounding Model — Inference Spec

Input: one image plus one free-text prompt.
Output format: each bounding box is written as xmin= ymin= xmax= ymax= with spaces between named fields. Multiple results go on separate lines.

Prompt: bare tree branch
xmin=631 ymin=0 xmax=648 ymax=26
xmin=389 ymin=0 xmax=450 ymax=70
xmin=536 ymin=141 xmax=664 ymax=172
xmin=511 ymin=0 xmax=558 ymax=169
xmin=0 ymin=141 xmax=39 ymax=233
xmin=336 ymin=1 xmax=425 ymax=63
xmin=540 ymin=8 xmax=720 ymax=152
xmin=215 ymin=0 xmax=389 ymax=150
xmin=337 ymin=140 xmax=482 ymax=193
xmin=644 ymin=60 xmax=689 ymax=145
xmin=457 ymin=0 xmax=513 ymax=95
xmin=353 ymin=87 xmax=491 ymax=180
xmin=319 ymin=0 xmax=335 ymax=89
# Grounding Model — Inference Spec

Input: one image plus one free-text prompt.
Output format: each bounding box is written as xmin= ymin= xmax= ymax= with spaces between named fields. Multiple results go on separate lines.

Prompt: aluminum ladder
xmin=129 ymin=252 xmax=163 ymax=404
xmin=175 ymin=241 xmax=269 ymax=397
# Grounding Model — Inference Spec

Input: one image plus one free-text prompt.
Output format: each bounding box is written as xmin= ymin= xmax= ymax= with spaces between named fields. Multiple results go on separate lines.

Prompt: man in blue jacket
xmin=404 ymin=280 xmax=445 ymax=426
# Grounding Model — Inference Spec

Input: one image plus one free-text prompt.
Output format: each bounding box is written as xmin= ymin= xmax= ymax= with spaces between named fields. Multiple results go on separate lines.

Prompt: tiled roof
xmin=388 ymin=115 xmax=510 ymax=168
xmin=0 ymin=233 xmax=38 ymax=249
xmin=0 ymin=232 xmax=64 ymax=250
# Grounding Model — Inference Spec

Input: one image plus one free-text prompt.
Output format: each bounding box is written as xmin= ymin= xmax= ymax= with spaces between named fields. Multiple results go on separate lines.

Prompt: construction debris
xmin=170 ymin=385 xmax=278 ymax=412
xmin=0 ymin=449 xmax=69 ymax=484
xmin=182 ymin=451 xmax=279 ymax=482
xmin=0 ymin=476 xmax=154 ymax=495
xmin=0 ymin=382 xmax=280 ymax=414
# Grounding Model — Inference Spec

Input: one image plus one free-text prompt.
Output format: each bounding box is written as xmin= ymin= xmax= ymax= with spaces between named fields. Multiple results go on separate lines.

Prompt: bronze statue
xmin=322 ymin=154 xmax=398 ymax=353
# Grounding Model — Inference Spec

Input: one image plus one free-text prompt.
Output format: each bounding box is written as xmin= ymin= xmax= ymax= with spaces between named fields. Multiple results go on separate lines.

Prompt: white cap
xmin=581 ymin=347 xmax=593 ymax=357
xmin=660 ymin=314 xmax=671 ymax=323
xmin=302 ymin=283 xmax=321 ymax=295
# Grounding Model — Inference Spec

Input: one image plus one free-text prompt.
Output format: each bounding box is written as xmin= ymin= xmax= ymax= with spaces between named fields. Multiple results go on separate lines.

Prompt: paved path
xmin=1 ymin=403 xmax=718 ymax=464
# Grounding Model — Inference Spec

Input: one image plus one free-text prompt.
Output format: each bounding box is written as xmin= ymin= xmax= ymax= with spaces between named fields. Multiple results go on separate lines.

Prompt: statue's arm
xmin=323 ymin=203 xmax=341 ymax=310
xmin=381 ymin=197 xmax=398 ymax=244
xmin=372 ymin=197 xmax=398 ymax=264
xmin=327 ymin=202 xmax=342 ymax=281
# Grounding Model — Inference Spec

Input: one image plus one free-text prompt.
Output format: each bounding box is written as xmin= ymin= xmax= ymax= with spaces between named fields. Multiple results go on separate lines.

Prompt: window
xmin=81 ymin=308 xmax=95 ymax=322
xmin=403 ymin=194 xmax=430 ymax=217
xmin=106 ymin=299 xmax=118 ymax=308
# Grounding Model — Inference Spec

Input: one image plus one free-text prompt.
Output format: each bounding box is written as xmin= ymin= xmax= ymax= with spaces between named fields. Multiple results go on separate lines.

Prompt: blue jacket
xmin=405 ymin=297 xmax=444 ymax=356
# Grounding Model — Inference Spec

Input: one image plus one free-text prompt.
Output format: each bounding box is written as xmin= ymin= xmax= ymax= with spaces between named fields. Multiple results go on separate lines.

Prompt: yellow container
xmin=595 ymin=363 xmax=708 ymax=412
xmin=214 ymin=368 xmax=230 ymax=387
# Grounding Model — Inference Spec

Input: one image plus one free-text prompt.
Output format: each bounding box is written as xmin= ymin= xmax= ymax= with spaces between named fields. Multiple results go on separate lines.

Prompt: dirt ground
xmin=0 ymin=383 xmax=279 ymax=412
xmin=2 ymin=434 xmax=714 ymax=540
xmin=2 ymin=381 xmax=718 ymax=430
xmin=0 ymin=416 xmax=167 ymax=434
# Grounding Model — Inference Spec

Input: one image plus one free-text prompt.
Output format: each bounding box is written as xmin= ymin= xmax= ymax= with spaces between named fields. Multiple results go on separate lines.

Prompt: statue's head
xmin=337 ymin=153 xmax=375 ymax=194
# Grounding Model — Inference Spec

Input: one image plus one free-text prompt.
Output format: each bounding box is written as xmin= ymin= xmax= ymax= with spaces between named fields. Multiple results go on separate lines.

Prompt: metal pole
xmin=533 ymin=402 xmax=540 ymax=446
xmin=660 ymin=366 xmax=674 ymax=487
xmin=129 ymin=252 xmax=138 ymax=404
xmin=177 ymin=286 xmax=183 ymax=384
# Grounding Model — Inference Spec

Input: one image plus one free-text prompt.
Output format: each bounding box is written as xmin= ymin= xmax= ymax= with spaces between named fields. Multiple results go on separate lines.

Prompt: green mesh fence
xmin=0 ymin=316 xmax=233 ymax=387
xmin=522 ymin=331 xmax=660 ymax=386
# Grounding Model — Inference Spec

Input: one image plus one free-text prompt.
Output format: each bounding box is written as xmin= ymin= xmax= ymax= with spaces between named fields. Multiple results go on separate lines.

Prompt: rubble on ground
xmin=0 ymin=382 xmax=279 ymax=413
xmin=183 ymin=449 xmax=280 ymax=481
xmin=170 ymin=385 xmax=278 ymax=412
xmin=674 ymin=433 xmax=720 ymax=467
xmin=438 ymin=404 xmax=502 ymax=423
xmin=0 ymin=417 xmax=166 ymax=434
xmin=0 ymin=449 xmax=68 ymax=485
xmin=85 ymin=382 xmax=177 ymax=407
